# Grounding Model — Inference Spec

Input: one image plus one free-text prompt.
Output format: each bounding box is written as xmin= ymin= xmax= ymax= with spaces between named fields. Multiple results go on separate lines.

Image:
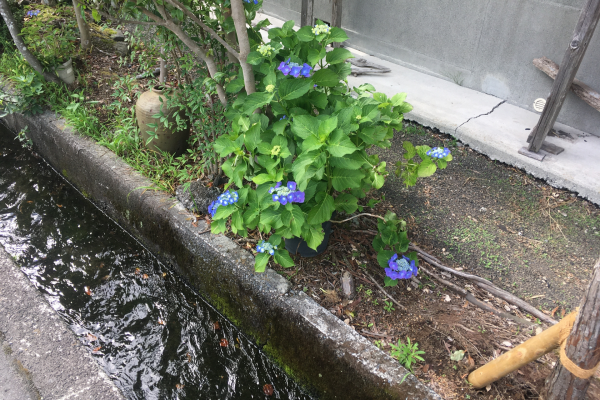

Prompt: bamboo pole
xmin=468 ymin=312 xmax=578 ymax=389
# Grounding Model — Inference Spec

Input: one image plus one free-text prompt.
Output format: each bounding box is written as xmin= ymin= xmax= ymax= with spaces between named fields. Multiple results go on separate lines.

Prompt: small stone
xmin=114 ymin=42 xmax=130 ymax=56
xmin=341 ymin=271 xmax=355 ymax=300
xmin=111 ymin=30 xmax=125 ymax=41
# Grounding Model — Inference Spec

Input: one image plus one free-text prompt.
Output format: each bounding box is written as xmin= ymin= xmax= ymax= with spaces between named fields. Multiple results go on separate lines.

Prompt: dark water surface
xmin=0 ymin=124 xmax=313 ymax=400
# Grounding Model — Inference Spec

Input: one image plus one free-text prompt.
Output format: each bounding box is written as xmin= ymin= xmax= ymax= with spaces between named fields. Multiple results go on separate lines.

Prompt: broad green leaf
xmin=232 ymin=160 xmax=247 ymax=188
xmin=289 ymin=205 xmax=305 ymax=237
xmin=92 ymin=8 xmax=100 ymax=22
xmin=308 ymin=48 xmax=326 ymax=65
xmin=437 ymin=159 xmax=447 ymax=169
xmin=214 ymin=135 xmax=238 ymax=157
xmin=331 ymin=168 xmax=364 ymax=191
xmin=329 ymin=151 xmax=367 ymax=169
xmin=402 ymin=141 xmax=416 ymax=160
xmin=417 ymin=161 xmax=437 ymax=177
xmin=302 ymin=223 xmax=326 ymax=251
xmin=307 ymin=193 xmax=335 ymax=225
xmin=326 ymin=48 xmax=354 ymax=65
xmin=334 ymin=194 xmax=358 ymax=214
xmin=377 ymin=250 xmax=396 ymax=269
xmin=282 ymin=20 xmax=295 ymax=35
xmin=383 ymin=276 xmax=399 ymax=287
xmin=226 ymin=77 xmax=245 ymax=94
xmin=328 ymin=129 xmax=357 ymax=157
xmin=255 ymin=253 xmax=270 ymax=272
xmin=328 ymin=27 xmax=349 ymax=43
xmin=246 ymin=51 xmax=263 ymax=65
xmin=309 ymin=91 xmax=328 ymax=109
xmin=279 ymin=78 xmax=313 ymax=100
xmin=396 ymin=102 xmax=413 ymax=114
xmin=252 ymin=173 xmax=274 ymax=185
xmin=372 ymin=173 xmax=385 ymax=189
xmin=264 ymin=71 xmax=276 ymax=86
xmin=274 ymin=250 xmax=295 ymax=268
xmin=312 ymin=68 xmax=340 ymax=87
xmin=291 ymin=115 xmax=319 ymax=139
xmin=244 ymin=123 xmax=261 ymax=152
xmin=296 ymin=25 xmax=315 ymax=41
xmin=242 ymin=92 xmax=274 ymax=114
xmin=391 ymin=93 xmax=407 ymax=107
xmin=243 ymin=204 xmax=260 ymax=226
xmin=214 ymin=204 xmax=236 ymax=220
xmin=318 ymin=116 xmax=338 ymax=139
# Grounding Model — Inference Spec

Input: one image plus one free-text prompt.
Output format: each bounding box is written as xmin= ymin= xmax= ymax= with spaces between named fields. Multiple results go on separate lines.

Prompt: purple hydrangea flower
xmin=243 ymin=0 xmax=258 ymax=4
xmin=426 ymin=147 xmax=450 ymax=159
xmin=269 ymin=181 xmax=305 ymax=205
xmin=278 ymin=59 xmax=311 ymax=79
xmin=256 ymin=240 xmax=277 ymax=255
xmin=208 ymin=190 xmax=239 ymax=217
xmin=278 ymin=61 xmax=291 ymax=76
xmin=26 ymin=10 xmax=40 ymax=17
xmin=385 ymin=254 xmax=418 ymax=280
xmin=300 ymin=63 xmax=312 ymax=78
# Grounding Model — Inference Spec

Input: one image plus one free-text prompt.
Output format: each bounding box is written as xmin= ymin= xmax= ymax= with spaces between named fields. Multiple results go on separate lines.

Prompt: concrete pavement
xmin=0 ymin=245 xmax=125 ymax=400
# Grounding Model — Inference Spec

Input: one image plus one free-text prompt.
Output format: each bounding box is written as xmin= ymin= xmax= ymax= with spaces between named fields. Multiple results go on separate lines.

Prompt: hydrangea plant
xmin=211 ymin=21 xmax=452 ymax=283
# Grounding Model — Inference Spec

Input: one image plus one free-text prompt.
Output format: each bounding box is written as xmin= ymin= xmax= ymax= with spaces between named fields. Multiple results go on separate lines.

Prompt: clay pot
xmin=135 ymin=86 xmax=190 ymax=155
xmin=55 ymin=58 xmax=75 ymax=85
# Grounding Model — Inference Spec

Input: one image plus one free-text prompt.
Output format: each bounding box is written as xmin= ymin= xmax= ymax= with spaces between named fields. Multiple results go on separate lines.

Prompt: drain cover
xmin=533 ymin=98 xmax=546 ymax=112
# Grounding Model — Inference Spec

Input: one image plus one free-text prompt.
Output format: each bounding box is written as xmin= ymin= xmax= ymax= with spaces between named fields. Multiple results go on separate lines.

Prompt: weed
xmin=390 ymin=337 xmax=425 ymax=371
xmin=383 ymin=300 xmax=395 ymax=313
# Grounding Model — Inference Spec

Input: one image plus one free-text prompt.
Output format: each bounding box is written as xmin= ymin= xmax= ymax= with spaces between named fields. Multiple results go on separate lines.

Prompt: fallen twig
xmin=409 ymin=244 xmax=557 ymax=325
xmin=418 ymin=265 xmax=536 ymax=328
xmin=364 ymin=271 xmax=406 ymax=310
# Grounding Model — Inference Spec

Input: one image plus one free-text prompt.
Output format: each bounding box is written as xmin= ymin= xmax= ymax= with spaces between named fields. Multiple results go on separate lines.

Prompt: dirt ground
xmin=63 ymin=19 xmax=600 ymax=399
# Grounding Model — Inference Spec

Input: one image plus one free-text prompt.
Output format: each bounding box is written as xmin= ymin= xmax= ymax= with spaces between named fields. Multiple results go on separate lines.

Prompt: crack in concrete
xmin=454 ymin=100 xmax=506 ymax=134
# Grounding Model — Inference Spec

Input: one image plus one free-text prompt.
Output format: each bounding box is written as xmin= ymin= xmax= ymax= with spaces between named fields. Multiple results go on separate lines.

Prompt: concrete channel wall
xmin=0 ymin=112 xmax=442 ymax=399
xmin=260 ymin=0 xmax=600 ymax=137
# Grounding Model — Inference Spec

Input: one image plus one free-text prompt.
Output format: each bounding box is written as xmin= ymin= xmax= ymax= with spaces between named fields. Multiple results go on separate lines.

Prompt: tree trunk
xmin=222 ymin=8 xmax=239 ymax=64
xmin=0 ymin=0 xmax=62 ymax=84
xmin=72 ymin=0 xmax=91 ymax=50
xmin=230 ymin=0 xmax=256 ymax=95
xmin=544 ymin=256 xmax=600 ymax=399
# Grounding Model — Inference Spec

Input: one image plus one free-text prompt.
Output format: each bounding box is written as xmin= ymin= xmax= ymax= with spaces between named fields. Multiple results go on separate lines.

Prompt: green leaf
xmin=214 ymin=204 xmax=236 ymax=220
xmin=312 ymin=68 xmax=340 ymax=87
xmin=383 ymin=276 xmax=399 ymax=287
xmin=302 ymin=223 xmax=326 ymax=251
xmin=247 ymin=51 xmax=263 ymax=65
xmin=391 ymin=93 xmax=407 ymax=107
xmin=308 ymin=48 xmax=326 ymax=65
xmin=244 ymin=123 xmax=261 ymax=152
xmin=282 ymin=20 xmax=295 ymax=35
xmin=334 ymin=194 xmax=358 ymax=214
xmin=373 ymin=173 xmax=385 ymax=189
xmin=377 ymin=250 xmax=396 ymax=269
xmin=242 ymin=92 xmax=274 ymax=114
xmin=307 ymin=193 xmax=335 ymax=225
xmin=214 ymin=135 xmax=238 ymax=157
xmin=328 ymin=129 xmax=357 ymax=157
xmin=296 ymin=25 xmax=315 ymax=41
xmin=396 ymin=102 xmax=413 ymax=114
xmin=328 ymin=27 xmax=349 ymax=43
xmin=279 ymin=78 xmax=313 ymax=100
xmin=326 ymin=48 xmax=354 ymax=65
xmin=318 ymin=116 xmax=338 ymax=139
xmin=255 ymin=252 xmax=270 ymax=273
xmin=330 ymin=151 xmax=367 ymax=169
xmin=331 ymin=168 xmax=364 ymax=191
xmin=309 ymin=91 xmax=328 ymax=109
xmin=92 ymin=8 xmax=100 ymax=22
xmin=417 ymin=161 xmax=437 ymax=177
xmin=291 ymin=115 xmax=319 ymax=139
xmin=252 ymin=173 xmax=274 ymax=185
xmin=226 ymin=77 xmax=245 ymax=94
xmin=274 ymin=249 xmax=295 ymax=268
xmin=402 ymin=141 xmax=416 ymax=160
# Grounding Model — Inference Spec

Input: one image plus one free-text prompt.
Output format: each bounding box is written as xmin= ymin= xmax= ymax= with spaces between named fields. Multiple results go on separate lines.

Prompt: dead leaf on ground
xmin=135 ymin=268 xmax=141 ymax=275
xmin=220 ymin=338 xmax=229 ymax=347
xmin=263 ymin=384 xmax=274 ymax=396
xmin=84 ymin=286 xmax=92 ymax=296
xmin=158 ymin=318 xmax=166 ymax=325
xmin=142 ymin=274 xmax=149 ymax=279
xmin=213 ymin=321 xmax=220 ymax=330
xmin=175 ymin=383 xmax=184 ymax=390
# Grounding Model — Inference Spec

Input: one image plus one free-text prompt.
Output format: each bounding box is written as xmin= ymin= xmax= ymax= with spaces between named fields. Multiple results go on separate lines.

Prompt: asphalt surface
xmin=0 ymin=244 xmax=125 ymax=400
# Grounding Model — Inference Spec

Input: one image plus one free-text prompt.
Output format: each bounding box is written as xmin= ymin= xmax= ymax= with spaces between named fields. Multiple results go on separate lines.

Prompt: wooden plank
xmin=533 ymin=56 xmax=600 ymax=113
xmin=300 ymin=0 xmax=314 ymax=27
xmin=519 ymin=147 xmax=546 ymax=161
xmin=544 ymin=257 xmax=600 ymax=399
xmin=331 ymin=0 xmax=342 ymax=48
xmin=528 ymin=0 xmax=600 ymax=153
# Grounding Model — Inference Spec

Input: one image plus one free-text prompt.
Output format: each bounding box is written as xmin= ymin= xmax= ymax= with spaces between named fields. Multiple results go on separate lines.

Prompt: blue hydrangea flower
xmin=278 ymin=59 xmax=311 ymax=78
xmin=312 ymin=24 xmax=330 ymax=35
xmin=26 ymin=10 xmax=40 ymax=17
xmin=256 ymin=240 xmax=277 ymax=256
xmin=208 ymin=190 xmax=239 ymax=217
xmin=426 ymin=147 xmax=450 ymax=159
xmin=243 ymin=0 xmax=258 ymax=4
xmin=269 ymin=181 xmax=305 ymax=205
xmin=385 ymin=254 xmax=418 ymax=280
xmin=279 ymin=115 xmax=287 ymax=121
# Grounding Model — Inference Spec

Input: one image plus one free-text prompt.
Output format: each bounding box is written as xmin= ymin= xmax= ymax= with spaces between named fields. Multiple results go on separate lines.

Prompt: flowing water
xmin=0 ymin=124 xmax=314 ymax=400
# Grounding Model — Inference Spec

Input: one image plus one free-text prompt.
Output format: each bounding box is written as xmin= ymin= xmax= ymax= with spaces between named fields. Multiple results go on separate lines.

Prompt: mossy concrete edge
xmin=1 ymin=112 xmax=441 ymax=400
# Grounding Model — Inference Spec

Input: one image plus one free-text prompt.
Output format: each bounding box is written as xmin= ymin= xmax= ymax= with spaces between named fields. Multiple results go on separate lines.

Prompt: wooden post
xmin=301 ymin=0 xmax=314 ymax=27
xmin=528 ymin=0 xmax=600 ymax=153
xmin=331 ymin=0 xmax=342 ymax=48
xmin=544 ymin=256 xmax=600 ymax=399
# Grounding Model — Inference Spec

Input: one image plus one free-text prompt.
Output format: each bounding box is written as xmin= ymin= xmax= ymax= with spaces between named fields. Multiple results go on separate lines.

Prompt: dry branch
xmin=533 ymin=56 xmax=600 ymax=113
xmin=409 ymin=244 xmax=558 ymax=325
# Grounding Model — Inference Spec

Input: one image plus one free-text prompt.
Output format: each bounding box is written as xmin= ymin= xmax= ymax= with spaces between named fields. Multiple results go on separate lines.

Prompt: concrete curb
xmin=1 ymin=112 xmax=441 ymax=399
xmin=0 ymin=243 xmax=125 ymax=400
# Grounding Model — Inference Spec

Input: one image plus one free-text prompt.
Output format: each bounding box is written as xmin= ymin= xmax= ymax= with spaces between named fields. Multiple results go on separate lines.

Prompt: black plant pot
xmin=285 ymin=220 xmax=332 ymax=257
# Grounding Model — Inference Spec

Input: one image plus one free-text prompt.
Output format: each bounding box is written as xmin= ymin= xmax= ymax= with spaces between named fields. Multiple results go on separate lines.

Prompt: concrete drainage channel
xmin=1 ymin=112 xmax=441 ymax=400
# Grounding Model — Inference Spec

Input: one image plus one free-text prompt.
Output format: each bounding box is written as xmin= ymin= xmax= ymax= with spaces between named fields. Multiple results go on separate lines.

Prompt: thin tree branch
xmin=363 ymin=271 xmax=406 ymax=310
xmin=96 ymin=9 xmax=164 ymax=26
xmin=230 ymin=0 xmax=256 ymax=94
xmin=164 ymin=0 xmax=240 ymax=58
xmin=330 ymin=213 xmax=386 ymax=224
